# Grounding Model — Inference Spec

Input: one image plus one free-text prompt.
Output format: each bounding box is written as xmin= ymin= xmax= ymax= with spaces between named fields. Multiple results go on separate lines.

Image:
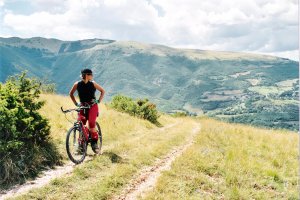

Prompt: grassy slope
xmin=38 ymin=93 xmax=158 ymax=159
xmin=143 ymin=118 xmax=299 ymax=200
xmin=8 ymin=94 xmax=298 ymax=200
xmin=9 ymin=94 xmax=199 ymax=200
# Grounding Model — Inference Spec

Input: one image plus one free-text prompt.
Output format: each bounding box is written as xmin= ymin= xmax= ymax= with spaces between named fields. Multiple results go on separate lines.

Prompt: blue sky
xmin=0 ymin=0 xmax=298 ymax=61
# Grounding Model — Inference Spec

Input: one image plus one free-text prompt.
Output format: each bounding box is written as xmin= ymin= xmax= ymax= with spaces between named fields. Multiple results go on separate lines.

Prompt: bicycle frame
xmin=76 ymin=113 xmax=90 ymax=141
xmin=61 ymin=103 xmax=97 ymax=143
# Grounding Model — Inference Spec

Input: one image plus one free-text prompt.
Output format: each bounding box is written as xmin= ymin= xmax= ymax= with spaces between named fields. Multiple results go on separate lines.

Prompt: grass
xmin=8 ymin=94 xmax=199 ymax=200
xmin=6 ymin=94 xmax=299 ymax=200
xmin=38 ymin=93 xmax=158 ymax=159
xmin=142 ymin=118 xmax=299 ymax=200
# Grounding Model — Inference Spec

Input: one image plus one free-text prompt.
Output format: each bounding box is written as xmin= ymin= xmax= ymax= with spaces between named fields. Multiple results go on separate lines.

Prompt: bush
xmin=110 ymin=94 xmax=159 ymax=123
xmin=172 ymin=112 xmax=188 ymax=117
xmin=0 ymin=72 xmax=61 ymax=188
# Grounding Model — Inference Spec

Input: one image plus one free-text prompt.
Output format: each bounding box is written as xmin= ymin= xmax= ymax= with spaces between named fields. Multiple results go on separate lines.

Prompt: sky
xmin=0 ymin=0 xmax=298 ymax=61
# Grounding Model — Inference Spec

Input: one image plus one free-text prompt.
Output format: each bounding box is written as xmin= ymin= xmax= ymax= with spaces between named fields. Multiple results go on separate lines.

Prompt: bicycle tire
xmin=66 ymin=126 xmax=87 ymax=164
xmin=92 ymin=122 xmax=103 ymax=154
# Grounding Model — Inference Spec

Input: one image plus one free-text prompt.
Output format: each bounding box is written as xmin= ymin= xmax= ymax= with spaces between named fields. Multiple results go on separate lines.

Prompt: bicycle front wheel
xmin=66 ymin=126 xmax=87 ymax=164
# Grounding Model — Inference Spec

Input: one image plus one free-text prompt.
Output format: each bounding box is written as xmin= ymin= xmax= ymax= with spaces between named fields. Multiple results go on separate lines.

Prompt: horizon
xmin=1 ymin=35 xmax=298 ymax=62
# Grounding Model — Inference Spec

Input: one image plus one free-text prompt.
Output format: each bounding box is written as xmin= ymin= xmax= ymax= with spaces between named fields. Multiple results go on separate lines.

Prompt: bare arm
xmin=93 ymin=82 xmax=105 ymax=103
xmin=69 ymin=82 xmax=78 ymax=106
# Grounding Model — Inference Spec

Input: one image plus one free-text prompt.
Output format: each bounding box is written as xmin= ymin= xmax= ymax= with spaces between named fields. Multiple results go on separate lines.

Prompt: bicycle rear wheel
xmin=66 ymin=126 xmax=87 ymax=164
xmin=91 ymin=122 xmax=102 ymax=154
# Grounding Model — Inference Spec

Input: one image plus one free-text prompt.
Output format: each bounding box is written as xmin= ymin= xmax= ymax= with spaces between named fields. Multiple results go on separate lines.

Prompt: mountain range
xmin=0 ymin=37 xmax=298 ymax=130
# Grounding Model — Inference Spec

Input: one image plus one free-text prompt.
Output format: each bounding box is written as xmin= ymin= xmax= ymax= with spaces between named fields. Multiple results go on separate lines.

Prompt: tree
xmin=0 ymin=72 xmax=61 ymax=188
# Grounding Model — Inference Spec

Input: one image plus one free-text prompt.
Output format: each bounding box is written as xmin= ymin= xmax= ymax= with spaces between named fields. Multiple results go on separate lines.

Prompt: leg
xmin=88 ymin=104 xmax=99 ymax=141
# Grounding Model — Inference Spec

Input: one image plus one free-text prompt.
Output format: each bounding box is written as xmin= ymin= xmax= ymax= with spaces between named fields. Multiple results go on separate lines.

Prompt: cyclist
xmin=69 ymin=68 xmax=105 ymax=154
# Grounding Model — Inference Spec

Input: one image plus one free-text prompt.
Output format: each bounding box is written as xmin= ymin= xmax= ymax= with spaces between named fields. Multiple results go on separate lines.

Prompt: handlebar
xmin=61 ymin=102 xmax=97 ymax=114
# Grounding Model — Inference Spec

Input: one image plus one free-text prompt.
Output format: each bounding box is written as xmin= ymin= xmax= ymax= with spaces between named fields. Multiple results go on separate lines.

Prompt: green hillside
xmin=5 ymin=94 xmax=298 ymax=200
xmin=0 ymin=37 xmax=298 ymax=130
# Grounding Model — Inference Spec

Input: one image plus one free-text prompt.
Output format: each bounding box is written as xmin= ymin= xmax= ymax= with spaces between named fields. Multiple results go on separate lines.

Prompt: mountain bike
xmin=61 ymin=103 xmax=102 ymax=164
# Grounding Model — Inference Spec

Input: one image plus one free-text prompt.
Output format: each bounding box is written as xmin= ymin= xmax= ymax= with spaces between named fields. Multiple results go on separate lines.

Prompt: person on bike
xmin=69 ymin=68 xmax=105 ymax=154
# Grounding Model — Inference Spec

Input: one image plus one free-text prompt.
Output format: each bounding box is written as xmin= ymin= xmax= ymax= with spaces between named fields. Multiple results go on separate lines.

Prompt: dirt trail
xmin=0 ymin=162 xmax=71 ymax=200
xmin=113 ymin=122 xmax=201 ymax=200
xmin=0 ymin=122 xmax=179 ymax=200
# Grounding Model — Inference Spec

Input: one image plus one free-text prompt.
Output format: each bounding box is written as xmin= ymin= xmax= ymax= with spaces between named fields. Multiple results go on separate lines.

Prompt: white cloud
xmin=30 ymin=0 xmax=67 ymax=13
xmin=0 ymin=0 xmax=298 ymax=61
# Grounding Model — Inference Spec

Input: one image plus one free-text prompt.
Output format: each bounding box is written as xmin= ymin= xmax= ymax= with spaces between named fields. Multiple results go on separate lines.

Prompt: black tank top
xmin=77 ymin=80 xmax=96 ymax=103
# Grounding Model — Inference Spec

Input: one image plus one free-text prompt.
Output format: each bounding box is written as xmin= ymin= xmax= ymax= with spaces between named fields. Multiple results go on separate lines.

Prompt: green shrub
xmin=110 ymin=94 xmax=159 ymax=123
xmin=0 ymin=72 xmax=61 ymax=188
xmin=172 ymin=111 xmax=188 ymax=117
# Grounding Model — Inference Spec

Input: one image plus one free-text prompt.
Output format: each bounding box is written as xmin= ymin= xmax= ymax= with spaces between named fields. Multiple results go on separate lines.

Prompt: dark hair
xmin=81 ymin=68 xmax=93 ymax=79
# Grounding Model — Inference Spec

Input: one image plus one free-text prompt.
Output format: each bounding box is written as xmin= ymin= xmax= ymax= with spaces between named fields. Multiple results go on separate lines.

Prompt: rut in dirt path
xmin=113 ymin=122 xmax=201 ymax=200
xmin=0 ymin=121 xmax=179 ymax=200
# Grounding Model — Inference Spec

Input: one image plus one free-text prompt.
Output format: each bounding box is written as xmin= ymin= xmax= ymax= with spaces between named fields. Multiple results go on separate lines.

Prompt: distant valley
xmin=0 ymin=37 xmax=298 ymax=130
